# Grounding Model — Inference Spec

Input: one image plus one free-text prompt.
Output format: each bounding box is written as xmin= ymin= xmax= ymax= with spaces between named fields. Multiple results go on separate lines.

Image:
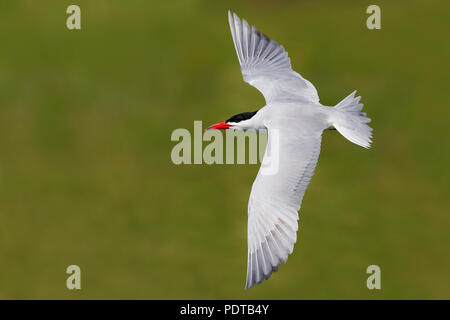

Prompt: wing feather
xmin=228 ymin=11 xmax=320 ymax=104
xmin=245 ymin=126 xmax=322 ymax=289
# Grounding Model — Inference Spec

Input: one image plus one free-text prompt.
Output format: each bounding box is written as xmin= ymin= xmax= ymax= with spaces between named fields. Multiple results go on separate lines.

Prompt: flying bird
xmin=208 ymin=11 xmax=373 ymax=289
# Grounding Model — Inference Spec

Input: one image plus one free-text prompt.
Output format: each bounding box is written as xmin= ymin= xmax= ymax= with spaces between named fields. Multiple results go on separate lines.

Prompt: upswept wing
xmin=228 ymin=11 xmax=320 ymax=104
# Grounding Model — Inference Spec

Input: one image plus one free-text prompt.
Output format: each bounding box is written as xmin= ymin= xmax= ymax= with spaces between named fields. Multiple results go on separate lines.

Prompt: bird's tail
xmin=331 ymin=91 xmax=373 ymax=148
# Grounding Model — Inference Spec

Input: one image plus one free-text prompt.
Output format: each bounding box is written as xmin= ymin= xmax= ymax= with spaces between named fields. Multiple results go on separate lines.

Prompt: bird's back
xmin=262 ymin=102 xmax=332 ymax=134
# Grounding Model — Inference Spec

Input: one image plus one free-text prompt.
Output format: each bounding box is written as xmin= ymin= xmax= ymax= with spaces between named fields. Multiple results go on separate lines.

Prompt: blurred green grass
xmin=0 ymin=0 xmax=449 ymax=299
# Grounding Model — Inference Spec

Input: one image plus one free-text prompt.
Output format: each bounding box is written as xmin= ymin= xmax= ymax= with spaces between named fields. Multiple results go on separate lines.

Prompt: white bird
xmin=207 ymin=11 xmax=373 ymax=289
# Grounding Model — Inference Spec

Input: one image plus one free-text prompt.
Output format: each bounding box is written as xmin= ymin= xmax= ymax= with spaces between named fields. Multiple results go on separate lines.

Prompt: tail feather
xmin=332 ymin=91 xmax=373 ymax=148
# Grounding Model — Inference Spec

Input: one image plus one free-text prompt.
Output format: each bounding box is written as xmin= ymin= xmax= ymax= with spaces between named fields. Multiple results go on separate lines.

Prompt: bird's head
xmin=207 ymin=111 xmax=258 ymax=131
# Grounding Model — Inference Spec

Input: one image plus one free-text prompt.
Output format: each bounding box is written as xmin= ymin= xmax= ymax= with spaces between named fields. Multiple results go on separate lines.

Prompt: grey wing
xmin=228 ymin=11 xmax=320 ymax=104
xmin=245 ymin=126 xmax=322 ymax=289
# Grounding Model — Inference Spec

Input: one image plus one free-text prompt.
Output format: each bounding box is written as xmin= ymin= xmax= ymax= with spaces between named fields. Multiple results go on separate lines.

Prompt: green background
xmin=0 ymin=0 xmax=449 ymax=299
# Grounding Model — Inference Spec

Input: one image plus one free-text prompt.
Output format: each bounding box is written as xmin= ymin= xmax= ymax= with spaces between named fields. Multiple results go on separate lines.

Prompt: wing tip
xmin=244 ymin=245 xmax=285 ymax=290
xmin=244 ymin=262 xmax=282 ymax=290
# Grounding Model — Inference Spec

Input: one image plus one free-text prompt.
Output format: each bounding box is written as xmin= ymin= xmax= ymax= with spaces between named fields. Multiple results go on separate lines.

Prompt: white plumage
xmin=225 ymin=11 xmax=373 ymax=289
xmin=228 ymin=11 xmax=320 ymax=105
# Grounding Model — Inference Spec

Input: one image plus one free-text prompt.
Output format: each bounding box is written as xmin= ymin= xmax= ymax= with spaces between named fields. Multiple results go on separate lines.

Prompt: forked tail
xmin=331 ymin=91 xmax=373 ymax=148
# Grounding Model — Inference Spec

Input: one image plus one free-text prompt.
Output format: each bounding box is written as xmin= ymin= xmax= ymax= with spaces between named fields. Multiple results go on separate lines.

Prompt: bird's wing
xmin=228 ymin=11 xmax=320 ymax=105
xmin=245 ymin=123 xmax=322 ymax=289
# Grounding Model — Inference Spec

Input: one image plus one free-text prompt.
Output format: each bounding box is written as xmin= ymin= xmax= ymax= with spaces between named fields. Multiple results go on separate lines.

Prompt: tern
xmin=207 ymin=11 xmax=373 ymax=289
